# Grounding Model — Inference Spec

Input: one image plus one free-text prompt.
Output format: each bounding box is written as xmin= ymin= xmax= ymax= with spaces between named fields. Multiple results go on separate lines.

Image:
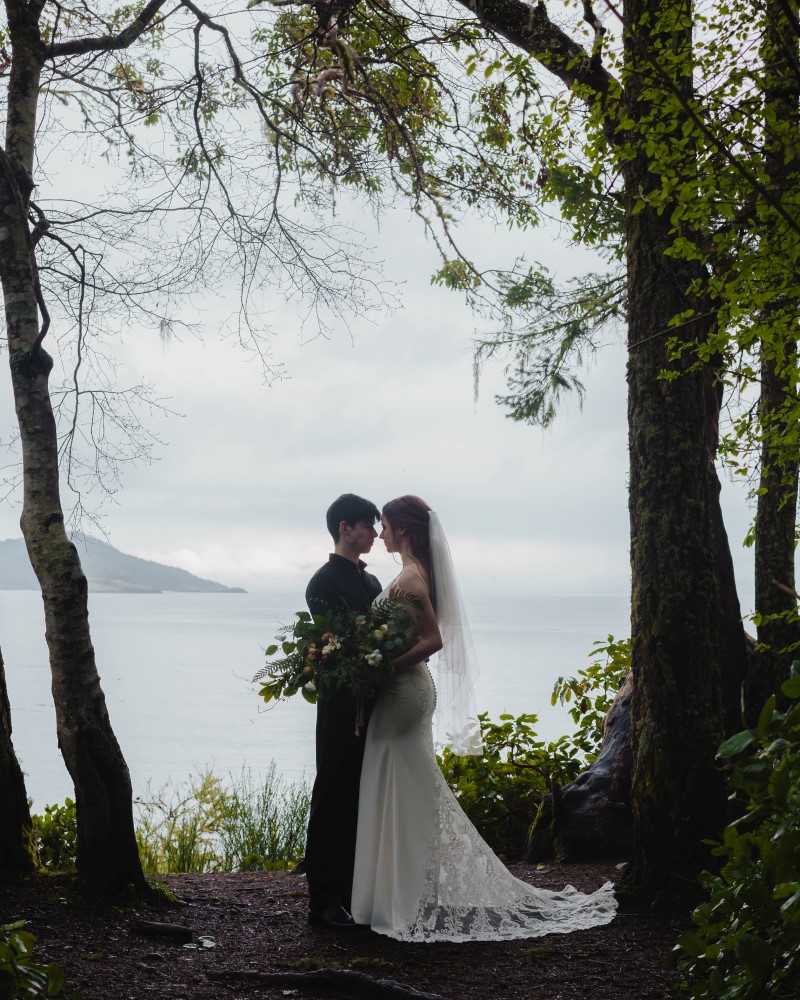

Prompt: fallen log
xmin=131 ymin=920 xmax=194 ymax=943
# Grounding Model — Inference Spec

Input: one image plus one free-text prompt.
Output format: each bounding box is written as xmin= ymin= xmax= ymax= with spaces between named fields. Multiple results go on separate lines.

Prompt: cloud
xmin=0 ymin=200 xmax=756 ymax=607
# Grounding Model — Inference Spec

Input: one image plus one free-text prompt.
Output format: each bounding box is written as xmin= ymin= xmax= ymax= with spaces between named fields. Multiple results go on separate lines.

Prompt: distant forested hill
xmin=0 ymin=535 xmax=245 ymax=593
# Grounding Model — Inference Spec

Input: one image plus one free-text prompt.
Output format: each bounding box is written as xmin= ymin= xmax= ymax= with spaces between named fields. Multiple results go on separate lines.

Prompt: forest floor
xmin=1 ymin=860 xmax=687 ymax=1000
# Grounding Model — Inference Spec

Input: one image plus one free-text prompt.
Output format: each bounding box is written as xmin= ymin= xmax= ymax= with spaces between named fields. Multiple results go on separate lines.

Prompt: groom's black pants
xmin=306 ymin=690 xmax=373 ymax=913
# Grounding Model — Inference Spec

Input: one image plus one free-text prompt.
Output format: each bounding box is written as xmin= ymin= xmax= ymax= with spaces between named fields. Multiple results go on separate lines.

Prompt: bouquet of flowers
xmin=254 ymin=593 xmax=420 ymax=722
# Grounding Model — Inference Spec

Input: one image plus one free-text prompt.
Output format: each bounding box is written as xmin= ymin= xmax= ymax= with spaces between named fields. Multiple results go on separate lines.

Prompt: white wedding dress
xmin=350 ymin=579 xmax=618 ymax=943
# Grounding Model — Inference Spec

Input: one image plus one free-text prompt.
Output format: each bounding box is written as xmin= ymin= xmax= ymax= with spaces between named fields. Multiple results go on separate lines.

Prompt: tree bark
xmin=0 ymin=645 xmax=33 ymax=877
xmin=449 ymin=0 xmax=736 ymax=904
xmin=616 ymin=0 xmax=727 ymax=906
xmin=705 ymin=369 xmax=750 ymax=738
xmin=527 ymin=673 xmax=633 ymax=862
xmin=753 ymin=344 xmax=800 ymax=705
xmin=752 ymin=0 xmax=800 ymax=708
xmin=1 ymin=0 xmax=147 ymax=894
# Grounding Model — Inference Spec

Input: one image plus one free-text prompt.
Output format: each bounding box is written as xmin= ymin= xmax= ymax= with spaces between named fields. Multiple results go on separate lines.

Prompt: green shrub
xmin=551 ymin=635 xmax=631 ymax=761
xmin=438 ymin=712 xmax=586 ymax=857
xmin=674 ymin=663 xmax=800 ymax=999
xmin=437 ymin=636 xmax=630 ymax=858
xmin=29 ymin=799 xmax=77 ymax=872
xmin=0 ymin=922 xmax=77 ymax=999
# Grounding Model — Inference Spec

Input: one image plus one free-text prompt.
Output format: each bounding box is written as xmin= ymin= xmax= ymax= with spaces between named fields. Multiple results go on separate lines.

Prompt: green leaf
xmin=265 ymin=644 xmax=278 ymax=657
xmin=717 ymin=729 xmax=756 ymax=758
xmin=773 ymin=881 xmax=800 ymax=900
xmin=734 ymin=933 xmax=774 ymax=978
xmin=756 ymin=694 xmax=776 ymax=736
xmin=780 ymin=675 xmax=800 ymax=698
xmin=780 ymin=890 xmax=800 ymax=914
xmin=46 ymin=963 xmax=65 ymax=997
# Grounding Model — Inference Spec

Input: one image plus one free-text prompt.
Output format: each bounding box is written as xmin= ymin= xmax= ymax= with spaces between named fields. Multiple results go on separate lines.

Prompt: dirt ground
xmin=1 ymin=861 xmax=686 ymax=1000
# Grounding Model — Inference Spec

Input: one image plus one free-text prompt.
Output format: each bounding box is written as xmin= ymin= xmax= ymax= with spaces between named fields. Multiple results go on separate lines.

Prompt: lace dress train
xmin=351 ymin=663 xmax=617 ymax=943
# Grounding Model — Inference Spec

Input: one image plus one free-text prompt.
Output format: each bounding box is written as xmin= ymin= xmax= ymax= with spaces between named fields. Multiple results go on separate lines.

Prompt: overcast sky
xmin=0 ymin=192 xmax=758 ymax=605
xmin=0 ymin=0 xmax=763 ymax=608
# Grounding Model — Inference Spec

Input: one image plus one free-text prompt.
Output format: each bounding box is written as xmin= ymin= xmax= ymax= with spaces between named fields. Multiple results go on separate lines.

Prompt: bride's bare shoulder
xmin=392 ymin=565 xmax=431 ymax=600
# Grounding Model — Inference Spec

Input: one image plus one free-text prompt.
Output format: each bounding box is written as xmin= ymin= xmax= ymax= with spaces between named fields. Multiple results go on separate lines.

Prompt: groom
xmin=304 ymin=493 xmax=382 ymax=929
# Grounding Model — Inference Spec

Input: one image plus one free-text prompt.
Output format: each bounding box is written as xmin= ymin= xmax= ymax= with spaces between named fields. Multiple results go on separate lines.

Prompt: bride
xmin=350 ymin=495 xmax=617 ymax=942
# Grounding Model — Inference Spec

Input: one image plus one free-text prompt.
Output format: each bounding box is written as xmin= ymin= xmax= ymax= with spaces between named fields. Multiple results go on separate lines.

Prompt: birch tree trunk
xmin=1 ymin=0 xmax=146 ymax=893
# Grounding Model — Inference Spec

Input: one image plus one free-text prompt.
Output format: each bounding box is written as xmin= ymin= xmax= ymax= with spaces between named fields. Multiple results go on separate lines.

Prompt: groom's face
xmin=341 ymin=518 xmax=378 ymax=555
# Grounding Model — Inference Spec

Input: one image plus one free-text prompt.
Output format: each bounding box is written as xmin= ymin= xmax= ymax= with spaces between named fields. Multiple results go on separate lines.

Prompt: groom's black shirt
xmin=306 ymin=554 xmax=381 ymax=618
xmin=304 ymin=553 xmax=382 ymax=912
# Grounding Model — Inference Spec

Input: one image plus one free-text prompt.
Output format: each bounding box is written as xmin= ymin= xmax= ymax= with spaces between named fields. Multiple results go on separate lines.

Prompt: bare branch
xmin=582 ymin=0 xmax=606 ymax=73
xmin=48 ymin=0 xmax=169 ymax=59
xmin=454 ymin=0 xmax=618 ymax=102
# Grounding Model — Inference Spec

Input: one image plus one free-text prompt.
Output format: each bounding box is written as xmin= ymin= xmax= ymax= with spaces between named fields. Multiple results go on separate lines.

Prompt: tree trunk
xmin=450 ymin=0 xmax=736 ymax=904
xmin=752 ymin=0 xmax=800 ymax=708
xmin=705 ymin=370 xmax=750 ymax=737
xmin=753 ymin=344 xmax=800 ymax=704
xmin=2 ymin=0 xmax=147 ymax=894
xmin=527 ymin=673 xmax=633 ymax=862
xmin=0 ymin=646 xmax=33 ymax=877
xmin=617 ymin=0 xmax=727 ymax=906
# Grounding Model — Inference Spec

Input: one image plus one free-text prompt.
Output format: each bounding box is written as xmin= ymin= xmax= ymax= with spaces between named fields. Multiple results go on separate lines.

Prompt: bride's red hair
xmin=382 ymin=495 xmax=434 ymax=603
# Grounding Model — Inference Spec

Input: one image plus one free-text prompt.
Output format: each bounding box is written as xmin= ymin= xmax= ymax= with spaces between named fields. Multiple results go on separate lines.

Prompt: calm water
xmin=0 ymin=590 xmax=629 ymax=808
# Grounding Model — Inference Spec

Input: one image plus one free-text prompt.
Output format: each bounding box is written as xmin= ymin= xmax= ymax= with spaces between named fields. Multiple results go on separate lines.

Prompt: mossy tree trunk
xmin=0 ymin=646 xmax=33 ymax=877
xmin=616 ymin=0 xmax=727 ymax=905
xmin=705 ymin=373 xmax=750 ymax=738
xmin=753 ymin=344 xmax=800 ymax=702
xmin=752 ymin=0 xmax=800 ymax=707
xmin=1 ymin=0 xmax=146 ymax=894
xmin=455 ymin=0 xmax=737 ymax=903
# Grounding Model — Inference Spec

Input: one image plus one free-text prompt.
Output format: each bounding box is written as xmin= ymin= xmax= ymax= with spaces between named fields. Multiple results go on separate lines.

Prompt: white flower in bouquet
xmin=365 ymin=650 xmax=383 ymax=667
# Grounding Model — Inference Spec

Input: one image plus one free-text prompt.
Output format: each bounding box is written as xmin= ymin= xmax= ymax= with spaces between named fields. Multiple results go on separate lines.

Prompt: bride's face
xmin=379 ymin=515 xmax=395 ymax=552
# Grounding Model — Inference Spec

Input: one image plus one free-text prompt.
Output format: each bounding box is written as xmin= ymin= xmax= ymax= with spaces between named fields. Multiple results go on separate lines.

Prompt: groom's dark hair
xmin=326 ymin=494 xmax=380 ymax=542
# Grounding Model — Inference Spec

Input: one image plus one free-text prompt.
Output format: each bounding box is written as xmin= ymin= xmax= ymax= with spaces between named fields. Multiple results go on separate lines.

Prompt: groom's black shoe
xmin=308 ymin=904 xmax=357 ymax=930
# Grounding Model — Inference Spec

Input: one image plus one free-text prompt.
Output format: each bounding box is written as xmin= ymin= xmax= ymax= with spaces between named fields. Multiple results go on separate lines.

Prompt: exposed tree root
xmin=208 ymin=967 xmax=446 ymax=998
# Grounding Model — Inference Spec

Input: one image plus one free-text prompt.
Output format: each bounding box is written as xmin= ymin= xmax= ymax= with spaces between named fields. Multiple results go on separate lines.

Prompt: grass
xmin=29 ymin=763 xmax=311 ymax=876
xmin=135 ymin=764 xmax=311 ymax=874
